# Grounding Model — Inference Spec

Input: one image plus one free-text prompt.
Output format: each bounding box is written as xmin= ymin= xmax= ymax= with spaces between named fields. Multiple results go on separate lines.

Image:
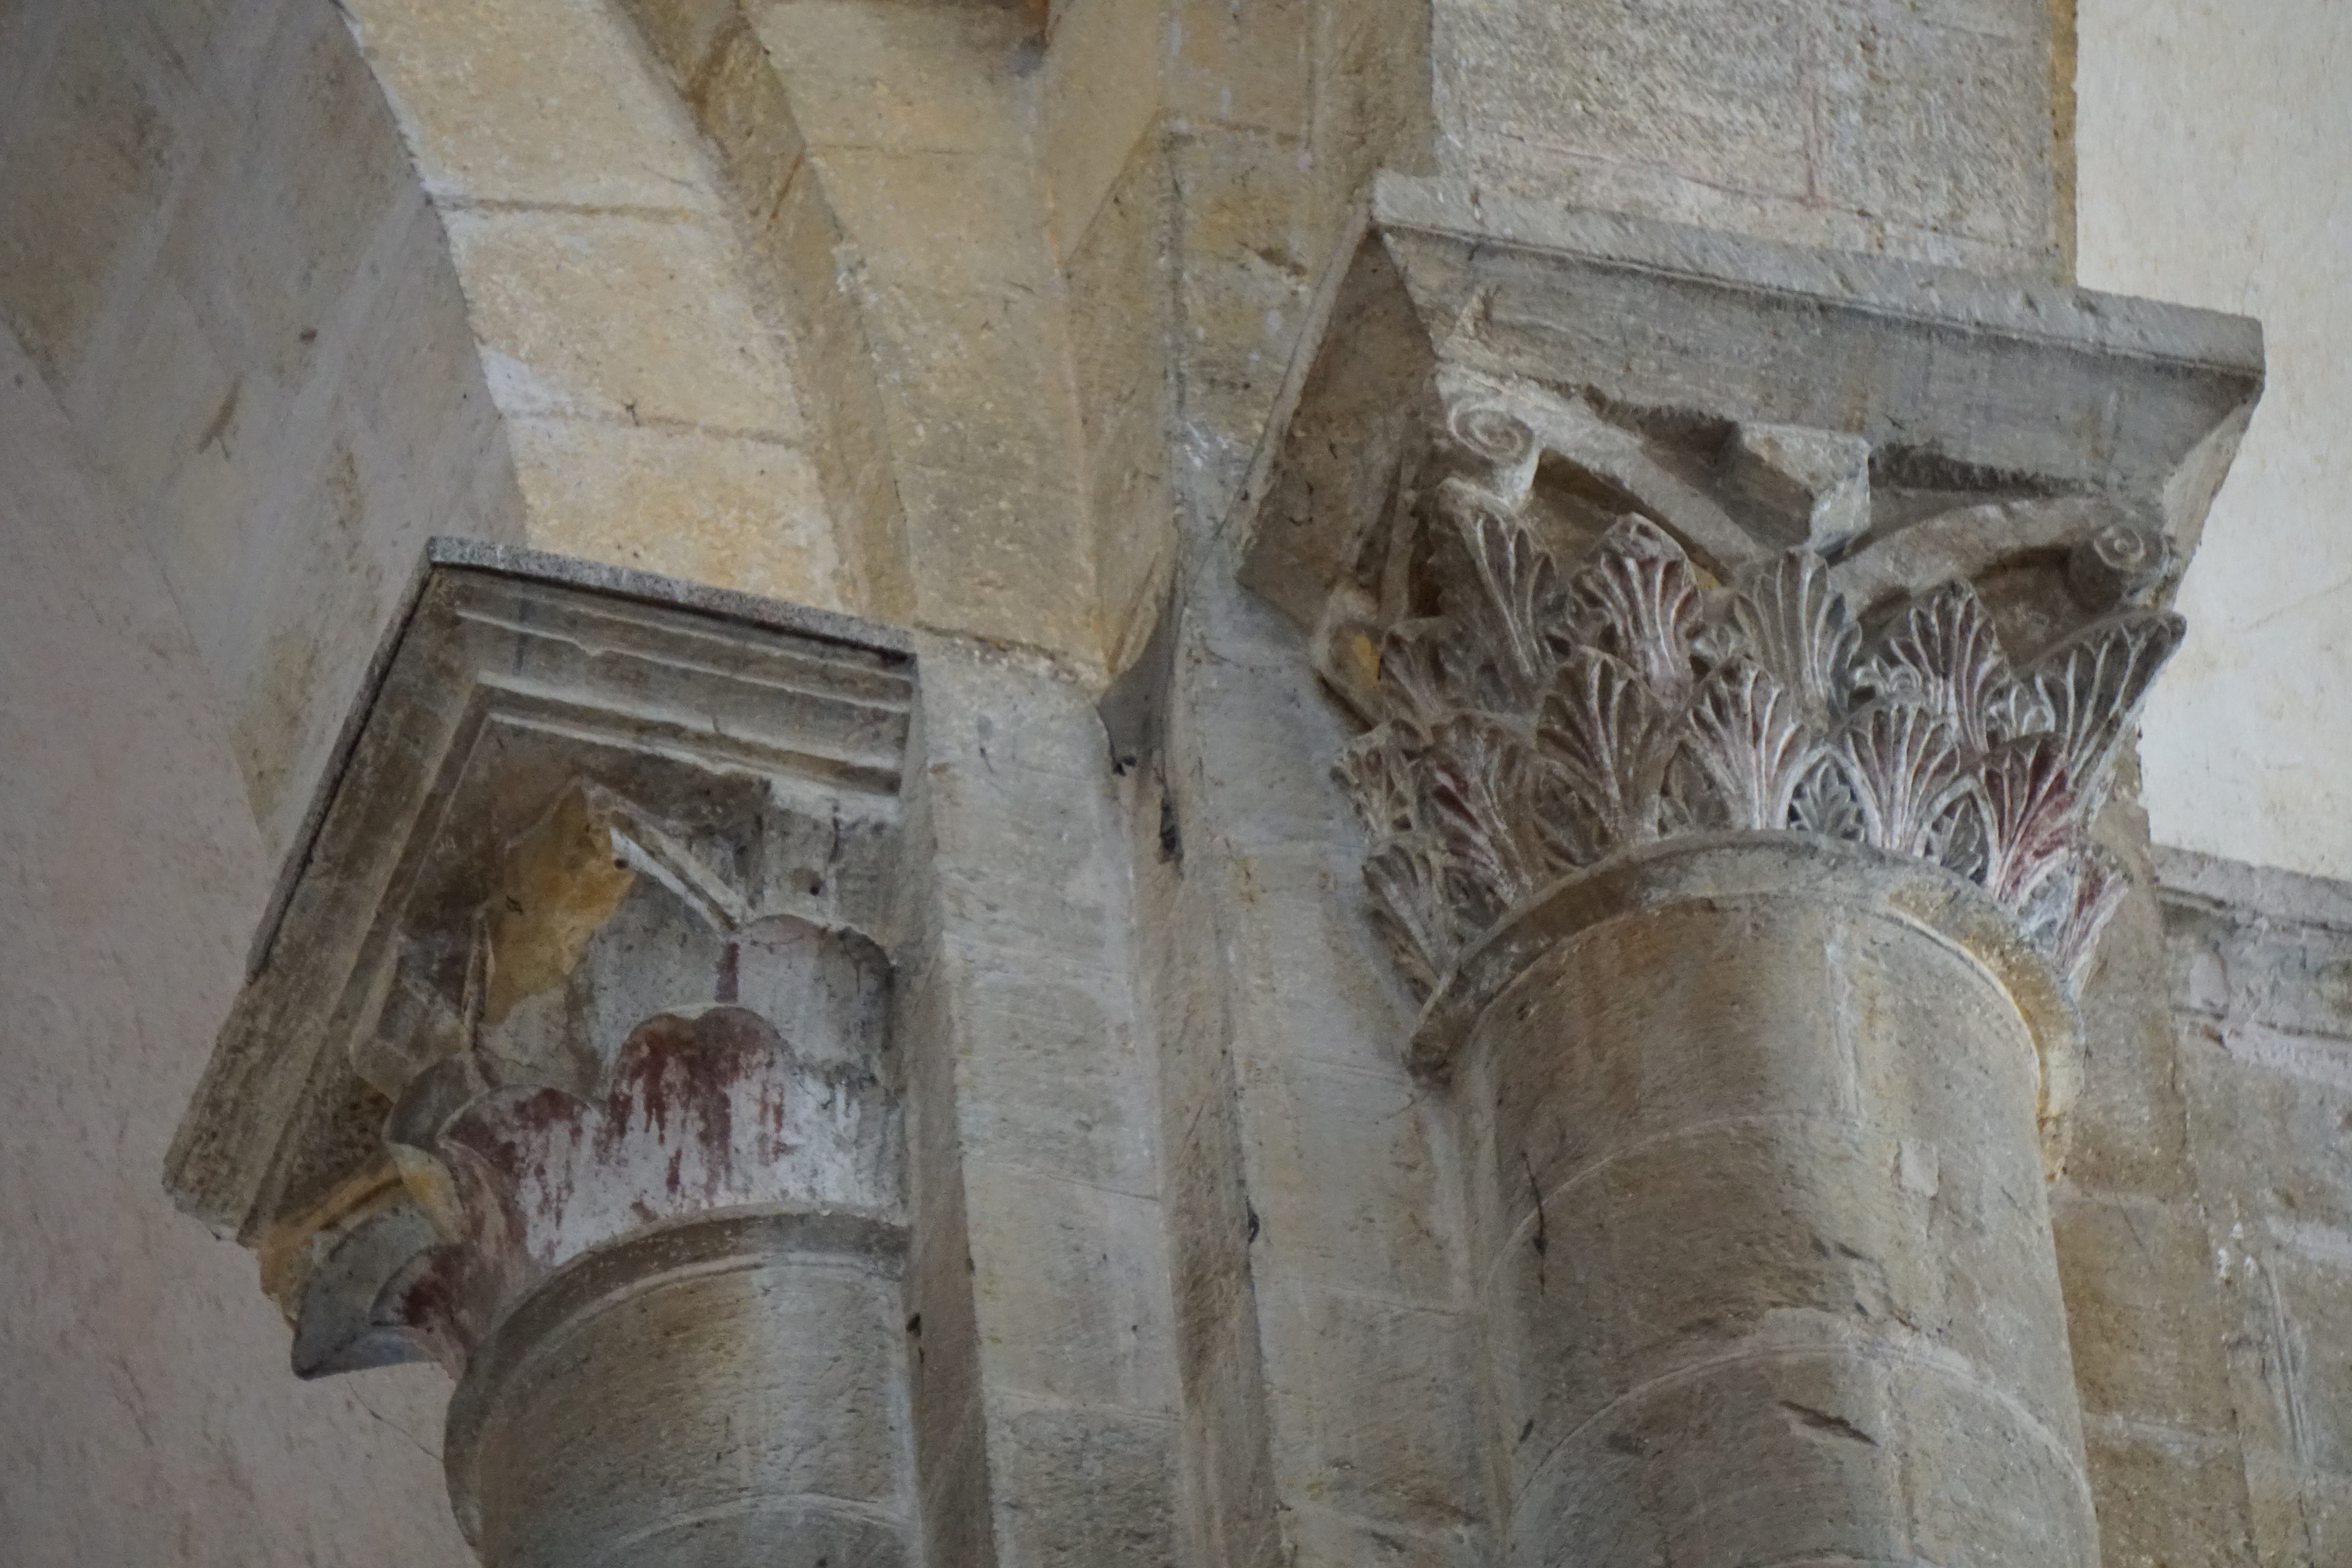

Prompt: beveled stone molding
xmin=165 ymin=540 xmax=919 ymax=1389
xmin=1242 ymin=175 xmax=2264 ymax=644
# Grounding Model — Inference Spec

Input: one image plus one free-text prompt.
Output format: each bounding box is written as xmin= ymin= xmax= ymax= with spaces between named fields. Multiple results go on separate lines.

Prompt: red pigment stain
xmin=602 ymin=1007 xmax=789 ymax=1195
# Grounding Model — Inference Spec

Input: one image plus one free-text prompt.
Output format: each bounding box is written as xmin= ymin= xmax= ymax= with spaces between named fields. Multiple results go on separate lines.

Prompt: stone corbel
xmin=166 ymin=541 xmax=922 ymax=1565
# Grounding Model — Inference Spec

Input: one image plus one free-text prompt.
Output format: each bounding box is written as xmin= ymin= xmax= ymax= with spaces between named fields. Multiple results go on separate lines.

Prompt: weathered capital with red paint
xmin=167 ymin=546 xmax=924 ymax=1566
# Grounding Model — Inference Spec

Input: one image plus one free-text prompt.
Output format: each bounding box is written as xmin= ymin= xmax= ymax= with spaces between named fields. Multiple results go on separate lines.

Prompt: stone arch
xmin=338 ymin=0 xmax=902 ymax=617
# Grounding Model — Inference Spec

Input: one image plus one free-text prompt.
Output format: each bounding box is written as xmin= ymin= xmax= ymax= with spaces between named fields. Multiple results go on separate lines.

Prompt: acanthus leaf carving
xmin=1376 ymin=621 xmax=1457 ymax=739
xmin=1419 ymin=714 xmax=1553 ymax=921
xmin=1440 ymin=489 xmax=1566 ymax=714
xmin=1976 ymin=736 xmax=2079 ymax=907
xmin=1362 ymin=833 xmax=1461 ymax=1001
xmin=1684 ymin=658 xmax=1812 ymax=832
xmin=1337 ymin=730 xmax=1421 ymax=840
xmin=2030 ymin=610 xmax=2187 ymax=817
xmin=2052 ymin=844 xmax=2133 ymax=988
xmin=1833 ymin=702 xmax=1970 ymax=858
xmin=1331 ymin=440 xmax=2185 ymax=1002
xmin=1536 ymin=648 xmax=1679 ymax=857
xmin=1873 ymin=582 xmax=2014 ymax=757
xmin=1726 ymin=551 xmax=1857 ymax=733
xmin=1791 ymin=755 xmax=1865 ymax=841
xmin=1563 ymin=516 xmax=1701 ymax=703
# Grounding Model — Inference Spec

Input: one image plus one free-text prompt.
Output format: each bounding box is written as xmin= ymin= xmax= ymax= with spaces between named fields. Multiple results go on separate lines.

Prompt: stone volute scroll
xmin=1240 ymin=178 xmax=2264 ymax=1568
xmin=165 ymin=543 xmax=923 ymax=1568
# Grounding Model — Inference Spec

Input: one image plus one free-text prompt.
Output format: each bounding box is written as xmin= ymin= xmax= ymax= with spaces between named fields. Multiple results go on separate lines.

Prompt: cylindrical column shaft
xmin=445 ymin=1212 xmax=914 ymax=1568
xmin=1452 ymin=844 xmax=2096 ymax=1567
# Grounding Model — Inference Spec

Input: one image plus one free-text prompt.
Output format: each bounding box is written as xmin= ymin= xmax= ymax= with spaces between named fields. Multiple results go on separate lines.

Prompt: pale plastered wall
xmin=2077 ymin=1 xmax=2352 ymax=880
xmin=0 ymin=0 xmax=508 ymax=1558
xmin=0 ymin=322 xmax=472 ymax=1566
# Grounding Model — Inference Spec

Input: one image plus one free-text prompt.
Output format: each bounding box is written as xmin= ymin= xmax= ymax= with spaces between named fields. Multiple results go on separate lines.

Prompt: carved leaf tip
xmin=1728 ymin=550 xmax=1857 ymax=730
xmin=1835 ymin=702 xmax=1969 ymax=858
xmin=1685 ymin=658 xmax=1813 ymax=832
xmin=2032 ymin=609 xmax=2187 ymax=814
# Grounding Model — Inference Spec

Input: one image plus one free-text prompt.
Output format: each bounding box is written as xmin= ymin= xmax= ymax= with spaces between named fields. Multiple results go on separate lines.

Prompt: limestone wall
xmin=0 ymin=0 xmax=526 ymax=862
xmin=2060 ymin=848 xmax=2352 ymax=1564
xmin=0 ymin=2 xmax=511 ymax=1558
xmin=1433 ymin=0 xmax=2073 ymax=278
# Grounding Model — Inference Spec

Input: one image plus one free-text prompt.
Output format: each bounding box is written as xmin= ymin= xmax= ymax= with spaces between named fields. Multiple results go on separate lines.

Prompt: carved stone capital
xmin=1240 ymin=177 xmax=2264 ymax=1064
xmin=1329 ymin=502 xmax=2176 ymax=1006
xmin=166 ymin=543 xmax=918 ymax=1386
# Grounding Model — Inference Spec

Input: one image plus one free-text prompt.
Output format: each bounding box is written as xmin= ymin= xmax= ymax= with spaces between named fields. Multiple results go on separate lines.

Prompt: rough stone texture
xmin=2143 ymin=850 xmax=2352 ymax=1565
xmin=896 ymin=636 xmax=1185 ymax=1566
xmin=0 ymin=0 xmax=527 ymax=859
xmin=340 ymin=0 xmax=851 ymax=613
xmin=448 ymin=1214 xmax=916 ymax=1568
xmin=1450 ymin=844 xmax=2095 ymax=1567
xmin=750 ymin=1 xmax=1110 ymax=665
xmin=1135 ymin=551 xmax=1492 ymax=1568
xmin=1434 ymin=0 xmax=2072 ymax=278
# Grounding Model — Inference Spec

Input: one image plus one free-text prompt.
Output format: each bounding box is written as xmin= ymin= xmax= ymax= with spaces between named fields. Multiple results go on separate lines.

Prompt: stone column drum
xmin=1436 ymin=838 xmax=2095 ymax=1567
xmin=445 ymin=1211 xmax=910 ymax=1568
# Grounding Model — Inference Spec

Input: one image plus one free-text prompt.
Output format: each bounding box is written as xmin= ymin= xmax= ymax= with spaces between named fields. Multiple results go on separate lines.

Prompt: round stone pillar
xmin=445 ymin=1211 xmax=913 ymax=1568
xmin=1432 ymin=837 xmax=2096 ymax=1568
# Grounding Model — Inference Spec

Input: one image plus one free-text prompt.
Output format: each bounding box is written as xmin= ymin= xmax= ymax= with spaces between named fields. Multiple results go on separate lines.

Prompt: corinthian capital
xmin=1333 ymin=492 xmax=2178 ymax=1000
xmin=1241 ymin=176 xmax=2263 ymax=1042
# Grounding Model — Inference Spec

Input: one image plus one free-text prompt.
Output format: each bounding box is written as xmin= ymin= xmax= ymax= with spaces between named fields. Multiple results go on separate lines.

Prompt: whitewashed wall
xmin=2079 ymin=1 xmax=2352 ymax=878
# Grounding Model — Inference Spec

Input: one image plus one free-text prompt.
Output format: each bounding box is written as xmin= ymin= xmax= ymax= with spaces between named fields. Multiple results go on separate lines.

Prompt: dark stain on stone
xmin=603 ymin=1007 xmax=787 ymax=1195
xmin=197 ymin=376 xmax=240 ymax=456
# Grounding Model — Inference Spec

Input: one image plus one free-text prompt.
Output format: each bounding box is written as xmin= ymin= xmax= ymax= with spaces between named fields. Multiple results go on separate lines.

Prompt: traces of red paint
xmin=396 ymin=1002 xmax=897 ymax=1370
